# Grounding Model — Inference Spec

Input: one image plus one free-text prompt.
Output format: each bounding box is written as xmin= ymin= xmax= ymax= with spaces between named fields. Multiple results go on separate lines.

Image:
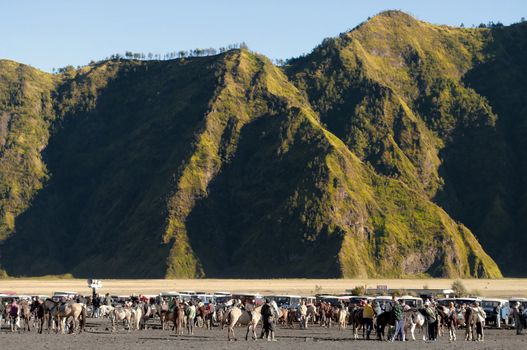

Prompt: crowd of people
xmin=1 ymin=292 xmax=526 ymax=343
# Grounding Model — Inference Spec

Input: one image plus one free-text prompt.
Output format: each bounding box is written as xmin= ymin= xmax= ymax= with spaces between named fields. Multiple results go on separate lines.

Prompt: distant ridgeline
xmin=1 ymin=11 xmax=526 ymax=278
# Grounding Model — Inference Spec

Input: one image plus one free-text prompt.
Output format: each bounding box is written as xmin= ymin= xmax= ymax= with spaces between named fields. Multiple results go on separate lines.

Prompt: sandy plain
xmin=1 ymin=278 xmax=527 ymax=297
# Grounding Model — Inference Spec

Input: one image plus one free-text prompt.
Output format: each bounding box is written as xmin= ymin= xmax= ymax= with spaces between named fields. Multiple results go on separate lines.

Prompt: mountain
xmin=1 ymin=11 xmax=525 ymax=278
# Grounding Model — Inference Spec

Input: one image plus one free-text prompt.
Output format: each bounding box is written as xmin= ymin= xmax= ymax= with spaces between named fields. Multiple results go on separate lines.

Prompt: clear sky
xmin=1 ymin=0 xmax=525 ymax=72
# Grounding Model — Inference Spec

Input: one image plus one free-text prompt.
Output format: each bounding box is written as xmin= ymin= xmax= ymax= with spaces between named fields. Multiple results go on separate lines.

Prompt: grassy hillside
xmin=1 ymin=11 xmax=525 ymax=278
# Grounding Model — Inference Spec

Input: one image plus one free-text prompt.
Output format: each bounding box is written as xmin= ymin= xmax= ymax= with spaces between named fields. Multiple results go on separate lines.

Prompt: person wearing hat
xmin=260 ymin=298 xmax=276 ymax=341
xmin=512 ymin=302 xmax=524 ymax=335
xmin=473 ymin=301 xmax=486 ymax=341
xmin=424 ymin=300 xmax=437 ymax=341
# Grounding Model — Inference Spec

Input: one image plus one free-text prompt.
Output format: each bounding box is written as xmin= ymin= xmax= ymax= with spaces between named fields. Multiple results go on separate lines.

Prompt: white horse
xmin=226 ymin=302 xmax=262 ymax=341
xmin=337 ymin=308 xmax=348 ymax=329
xmin=297 ymin=303 xmax=308 ymax=328
xmin=110 ymin=305 xmax=131 ymax=332
xmin=99 ymin=305 xmax=114 ymax=318
xmin=404 ymin=309 xmax=426 ymax=341
xmin=130 ymin=304 xmax=143 ymax=330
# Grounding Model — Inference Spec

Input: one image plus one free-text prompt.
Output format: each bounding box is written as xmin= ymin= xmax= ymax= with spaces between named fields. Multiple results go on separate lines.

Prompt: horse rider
xmin=391 ymin=299 xmax=405 ymax=342
xmin=363 ymin=299 xmax=375 ymax=340
xmin=512 ymin=302 xmax=524 ymax=335
xmin=104 ymin=293 xmax=112 ymax=306
xmin=261 ymin=298 xmax=276 ymax=341
xmin=473 ymin=301 xmax=486 ymax=341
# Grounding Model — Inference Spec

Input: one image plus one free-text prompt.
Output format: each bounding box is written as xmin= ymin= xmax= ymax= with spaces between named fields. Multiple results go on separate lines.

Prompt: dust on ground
xmin=0 ymin=317 xmax=526 ymax=350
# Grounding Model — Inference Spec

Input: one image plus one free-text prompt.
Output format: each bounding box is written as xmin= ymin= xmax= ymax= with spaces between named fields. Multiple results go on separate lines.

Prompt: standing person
xmin=424 ymin=301 xmax=437 ymax=341
xmin=9 ymin=300 xmax=18 ymax=332
xmin=363 ymin=300 xmax=375 ymax=340
xmin=0 ymin=298 xmax=5 ymax=328
xmin=512 ymin=302 xmax=523 ymax=335
xmin=261 ymin=299 xmax=276 ymax=341
xmin=495 ymin=303 xmax=501 ymax=328
xmin=92 ymin=293 xmax=101 ymax=318
xmin=473 ymin=302 xmax=486 ymax=341
xmin=391 ymin=300 xmax=405 ymax=342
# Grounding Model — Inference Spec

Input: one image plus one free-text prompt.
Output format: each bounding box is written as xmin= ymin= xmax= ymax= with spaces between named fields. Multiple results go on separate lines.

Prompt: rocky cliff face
xmin=2 ymin=11 xmax=525 ymax=278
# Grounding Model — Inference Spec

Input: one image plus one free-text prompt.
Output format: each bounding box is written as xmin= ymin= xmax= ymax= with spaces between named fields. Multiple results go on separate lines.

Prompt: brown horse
xmin=318 ymin=302 xmax=333 ymax=328
xmin=18 ymin=300 xmax=32 ymax=331
xmin=350 ymin=307 xmax=365 ymax=339
xmin=278 ymin=308 xmax=288 ymax=326
xmin=464 ymin=307 xmax=478 ymax=341
xmin=174 ymin=303 xmax=185 ymax=335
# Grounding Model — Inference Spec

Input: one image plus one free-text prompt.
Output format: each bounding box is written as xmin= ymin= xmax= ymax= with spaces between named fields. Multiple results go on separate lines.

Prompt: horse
xmin=404 ymin=308 xmax=426 ymax=341
xmin=18 ymin=300 xmax=32 ymax=331
xmin=226 ymin=304 xmax=263 ymax=341
xmin=98 ymin=305 xmax=114 ymax=318
xmin=54 ymin=302 xmax=87 ymax=334
xmin=464 ymin=306 xmax=478 ymax=341
xmin=156 ymin=300 xmax=169 ymax=330
xmin=174 ymin=303 xmax=185 ymax=335
xmin=278 ymin=308 xmax=289 ymax=326
xmin=130 ymin=304 xmax=143 ymax=330
xmin=111 ymin=305 xmax=131 ymax=332
xmin=350 ymin=307 xmax=365 ymax=339
xmin=306 ymin=304 xmax=318 ymax=326
xmin=337 ymin=307 xmax=348 ymax=329
xmin=30 ymin=300 xmax=47 ymax=334
xmin=185 ymin=303 xmax=197 ymax=335
xmin=318 ymin=302 xmax=333 ymax=328
xmin=297 ymin=303 xmax=308 ymax=328
xmin=376 ymin=311 xmax=395 ymax=340
xmin=437 ymin=305 xmax=459 ymax=341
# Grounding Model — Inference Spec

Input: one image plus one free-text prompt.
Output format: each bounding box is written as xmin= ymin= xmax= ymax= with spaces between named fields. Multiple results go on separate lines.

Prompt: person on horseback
xmin=363 ymin=300 xmax=375 ymax=340
xmin=261 ymin=298 xmax=276 ymax=341
xmin=104 ymin=293 xmax=112 ymax=306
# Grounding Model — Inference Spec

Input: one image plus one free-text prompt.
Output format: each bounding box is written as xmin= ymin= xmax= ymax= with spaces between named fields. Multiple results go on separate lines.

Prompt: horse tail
xmin=80 ymin=304 xmax=87 ymax=332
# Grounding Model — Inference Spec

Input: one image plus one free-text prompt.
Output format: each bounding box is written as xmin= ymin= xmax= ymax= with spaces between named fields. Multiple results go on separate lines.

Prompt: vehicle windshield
xmin=274 ymin=297 xmax=291 ymax=307
xmin=482 ymin=301 xmax=500 ymax=308
xmin=401 ymin=299 xmax=420 ymax=307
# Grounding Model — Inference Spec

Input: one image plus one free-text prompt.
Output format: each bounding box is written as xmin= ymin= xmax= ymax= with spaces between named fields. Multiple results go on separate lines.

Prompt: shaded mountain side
xmin=457 ymin=22 xmax=527 ymax=274
xmin=2 ymin=56 xmax=222 ymax=277
xmin=1 ymin=10 xmax=525 ymax=278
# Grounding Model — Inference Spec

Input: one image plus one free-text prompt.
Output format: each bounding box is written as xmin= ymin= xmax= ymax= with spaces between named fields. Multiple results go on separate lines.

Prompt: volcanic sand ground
xmin=0 ymin=317 xmax=526 ymax=350
xmin=1 ymin=279 xmax=527 ymax=298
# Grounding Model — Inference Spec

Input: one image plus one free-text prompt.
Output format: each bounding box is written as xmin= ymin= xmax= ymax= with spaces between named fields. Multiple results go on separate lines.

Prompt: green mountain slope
xmin=2 ymin=11 xmax=525 ymax=278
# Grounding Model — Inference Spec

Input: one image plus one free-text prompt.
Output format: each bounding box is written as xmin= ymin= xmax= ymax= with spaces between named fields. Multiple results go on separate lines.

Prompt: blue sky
xmin=1 ymin=0 xmax=525 ymax=72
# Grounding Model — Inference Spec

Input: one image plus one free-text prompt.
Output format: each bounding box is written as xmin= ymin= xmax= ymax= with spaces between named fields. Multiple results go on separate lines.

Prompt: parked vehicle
xmin=481 ymin=298 xmax=509 ymax=326
xmin=266 ymin=295 xmax=302 ymax=309
xmin=398 ymin=295 xmax=423 ymax=308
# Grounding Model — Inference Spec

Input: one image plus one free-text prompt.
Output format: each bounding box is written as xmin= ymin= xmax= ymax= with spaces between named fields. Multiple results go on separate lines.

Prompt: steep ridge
xmin=287 ymin=11 xmax=526 ymax=275
xmin=1 ymin=11 xmax=523 ymax=278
